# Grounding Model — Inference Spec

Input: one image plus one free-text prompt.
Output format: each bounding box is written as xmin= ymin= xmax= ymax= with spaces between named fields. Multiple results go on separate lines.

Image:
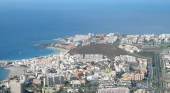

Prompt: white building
xmin=10 ymin=81 xmax=24 ymax=93
xmin=43 ymin=75 xmax=64 ymax=87
xmin=98 ymin=87 xmax=130 ymax=93
xmin=71 ymin=80 xmax=81 ymax=87
xmin=87 ymin=75 xmax=99 ymax=81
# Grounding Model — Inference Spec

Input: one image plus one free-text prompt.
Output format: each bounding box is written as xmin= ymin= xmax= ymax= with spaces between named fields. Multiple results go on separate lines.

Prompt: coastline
xmin=2 ymin=47 xmax=69 ymax=81
xmin=47 ymin=47 xmax=69 ymax=55
xmin=1 ymin=47 xmax=68 ymax=62
xmin=4 ymin=66 xmax=27 ymax=80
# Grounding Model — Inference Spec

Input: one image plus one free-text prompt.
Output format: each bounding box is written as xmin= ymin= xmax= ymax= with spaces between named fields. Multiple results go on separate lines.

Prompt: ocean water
xmin=0 ymin=69 xmax=10 ymax=81
xmin=0 ymin=0 xmax=170 ymax=80
xmin=0 ymin=0 xmax=170 ymax=60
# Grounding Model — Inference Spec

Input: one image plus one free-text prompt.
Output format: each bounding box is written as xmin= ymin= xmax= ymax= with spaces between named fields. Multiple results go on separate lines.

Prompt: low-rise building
xmin=98 ymin=87 xmax=130 ymax=93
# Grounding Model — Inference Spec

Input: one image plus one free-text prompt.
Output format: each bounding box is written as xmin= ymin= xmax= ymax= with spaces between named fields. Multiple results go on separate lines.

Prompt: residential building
xmin=43 ymin=75 xmax=64 ymax=87
xmin=98 ymin=87 xmax=130 ymax=93
xmin=10 ymin=81 xmax=24 ymax=93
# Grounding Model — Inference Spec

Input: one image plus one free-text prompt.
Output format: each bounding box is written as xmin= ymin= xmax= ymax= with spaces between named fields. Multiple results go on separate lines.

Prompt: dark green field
xmin=69 ymin=44 xmax=128 ymax=58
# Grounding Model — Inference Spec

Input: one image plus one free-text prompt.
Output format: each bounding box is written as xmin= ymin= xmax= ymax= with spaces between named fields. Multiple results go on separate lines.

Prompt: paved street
xmin=153 ymin=53 xmax=161 ymax=93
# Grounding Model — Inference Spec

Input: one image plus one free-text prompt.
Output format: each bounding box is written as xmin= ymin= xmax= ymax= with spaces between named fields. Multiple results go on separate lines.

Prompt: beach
xmin=3 ymin=47 xmax=68 ymax=80
xmin=50 ymin=47 xmax=69 ymax=54
xmin=5 ymin=66 xmax=27 ymax=80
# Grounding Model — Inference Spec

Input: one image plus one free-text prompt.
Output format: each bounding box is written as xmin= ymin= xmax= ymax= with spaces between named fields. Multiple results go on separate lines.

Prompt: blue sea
xmin=0 ymin=0 xmax=170 ymax=80
xmin=0 ymin=69 xmax=10 ymax=81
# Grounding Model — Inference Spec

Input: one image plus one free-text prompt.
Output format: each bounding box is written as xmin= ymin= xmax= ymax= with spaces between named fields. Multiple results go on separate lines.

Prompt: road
xmin=153 ymin=53 xmax=161 ymax=92
xmin=155 ymin=53 xmax=160 ymax=87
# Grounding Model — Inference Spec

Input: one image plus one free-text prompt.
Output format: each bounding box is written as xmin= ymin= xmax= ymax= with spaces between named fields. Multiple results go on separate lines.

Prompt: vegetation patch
xmin=69 ymin=43 xmax=128 ymax=58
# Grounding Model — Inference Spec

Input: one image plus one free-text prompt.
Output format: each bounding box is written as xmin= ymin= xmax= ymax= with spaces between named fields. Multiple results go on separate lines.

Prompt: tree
xmin=64 ymin=81 xmax=70 ymax=86
xmin=5 ymin=88 xmax=11 ymax=93
xmin=78 ymin=88 xmax=83 ymax=93
xmin=91 ymin=61 xmax=96 ymax=66
xmin=167 ymin=45 xmax=170 ymax=48
xmin=53 ymin=88 xmax=57 ymax=93
xmin=40 ymin=89 xmax=43 ymax=93
xmin=57 ymin=87 xmax=63 ymax=93
xmin=168 ymin=38 xmax=170 ymax=41
xmin=116 ymin=72 xmax=124 ymax=78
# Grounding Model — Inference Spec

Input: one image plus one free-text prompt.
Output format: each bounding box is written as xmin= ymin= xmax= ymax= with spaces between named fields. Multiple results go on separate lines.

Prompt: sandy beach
xmin=54 ymin=47 xmax=69 ymax=54
xmin=0 ymin=47 xmax=69 ymax=80
xmin=3 ymin=47 xmax=68 ymax=80
xmin=47 ymin=47 xmax=69 ymax=55
xmin=5 ymin=66 xmax=27 ymax=80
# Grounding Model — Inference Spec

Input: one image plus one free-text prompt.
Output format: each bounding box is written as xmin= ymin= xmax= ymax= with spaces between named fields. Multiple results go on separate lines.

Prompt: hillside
xmin=69 ymin=43 xmax=128 ymax=58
